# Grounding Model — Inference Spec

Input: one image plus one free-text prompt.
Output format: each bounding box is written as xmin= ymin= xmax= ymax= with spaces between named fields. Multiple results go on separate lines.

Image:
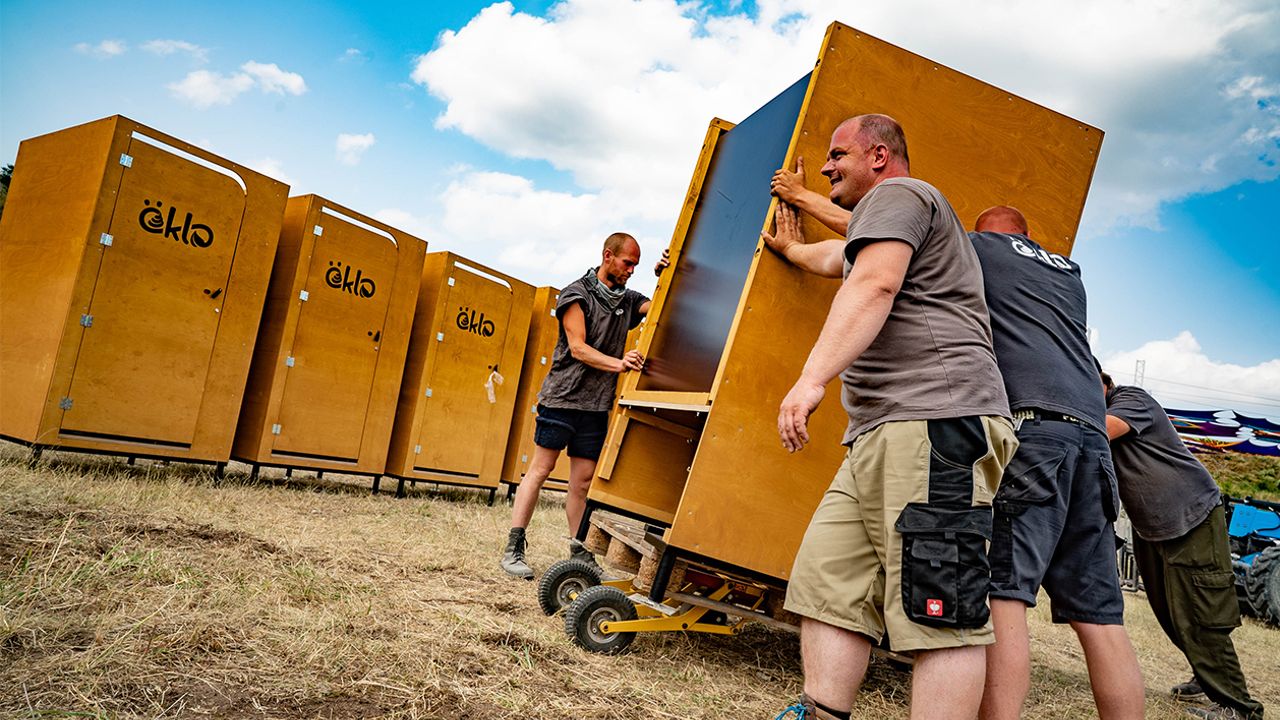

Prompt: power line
xmin=1142 ymin=374 xmax=1280 ymax=404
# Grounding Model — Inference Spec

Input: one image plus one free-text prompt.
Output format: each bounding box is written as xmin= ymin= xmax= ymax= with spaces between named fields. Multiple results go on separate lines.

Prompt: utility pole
xmin=1134 ymin=359 xmax=1146 ymax=387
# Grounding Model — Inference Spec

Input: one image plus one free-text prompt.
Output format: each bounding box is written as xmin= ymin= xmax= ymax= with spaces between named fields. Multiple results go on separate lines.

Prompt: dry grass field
xmin=2 ymin=444 xmax=1277 ymax=719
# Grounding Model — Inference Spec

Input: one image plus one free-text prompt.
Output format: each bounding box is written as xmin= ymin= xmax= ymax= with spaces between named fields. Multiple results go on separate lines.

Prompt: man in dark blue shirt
xmin=969 ymin=206 xmax=1144 ymax=720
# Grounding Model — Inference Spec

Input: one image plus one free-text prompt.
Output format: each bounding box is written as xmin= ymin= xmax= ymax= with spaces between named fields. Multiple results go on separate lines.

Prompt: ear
xmin=869 ymin=144 xmax=890 ymax=170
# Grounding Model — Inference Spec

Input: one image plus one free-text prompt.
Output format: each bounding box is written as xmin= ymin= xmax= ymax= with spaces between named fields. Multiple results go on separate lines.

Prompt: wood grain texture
xmin=0 ymin=116 xmax=287 ymax=462
xmin=499 ymin=286 xmax=571 ymax=487
xmin=233 ymin=195 xmax=427 ymax=474
xmin=384 ymin=252 xmax=533 ymax=489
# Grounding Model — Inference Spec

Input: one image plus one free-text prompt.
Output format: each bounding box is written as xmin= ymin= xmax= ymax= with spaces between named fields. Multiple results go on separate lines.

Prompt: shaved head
xmin=603 ymin=232 xmax=638 ymax=255
xmin=975 ymin=206 xmax=1030 ymax=236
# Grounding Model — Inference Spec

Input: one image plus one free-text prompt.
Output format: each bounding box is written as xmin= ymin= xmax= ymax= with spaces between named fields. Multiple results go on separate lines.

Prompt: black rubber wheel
xmin=537 ymin=558 xmax=601 ymax=616
xmin=1245 ymin=544 xmax=1280 ymax=626
xmin=564 ymin=585 xmax=637 ymax=654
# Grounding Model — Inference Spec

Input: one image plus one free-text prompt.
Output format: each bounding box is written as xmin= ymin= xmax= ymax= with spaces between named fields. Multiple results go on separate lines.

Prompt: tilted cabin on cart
xmin=0 ymin=115 xmax=287 ymax=466
xmin=383 ymin=252 xmax=534 ymax=501
xmin=585 ymin=22 xmax=1103 ymax=594
xmin=232 ymin=195 xmax=427 ymax=477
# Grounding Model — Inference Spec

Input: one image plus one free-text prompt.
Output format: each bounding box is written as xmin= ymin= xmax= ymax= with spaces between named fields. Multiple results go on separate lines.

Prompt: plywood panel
xmin=665 ymin=22 xmax=1103 ymax=581
xmin=385 ymin=253 xmax=533 ymax=489
xmin=0 ymin=115 xmax=286 ymax=462
xmin=0 ymin=117 xmax=117 ymax=443
xmin=500 ymin=286 xmax=571 ymax=486
xmin=637 ymin=79 xmax=809 ymax=394
xmin=61 ymin=137 xmax=246 ymax=445
xmin=588 ymin=414 xmax=698 ymax=525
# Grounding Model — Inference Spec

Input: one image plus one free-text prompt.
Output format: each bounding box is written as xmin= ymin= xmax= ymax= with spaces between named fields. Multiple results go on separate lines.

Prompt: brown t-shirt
xmin=839 ymin=177 xmax=1009 ymax=442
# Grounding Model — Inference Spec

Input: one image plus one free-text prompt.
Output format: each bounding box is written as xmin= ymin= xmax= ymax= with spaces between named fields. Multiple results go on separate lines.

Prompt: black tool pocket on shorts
xmin=896 ymin=503 xmax=993 ymax=629
xmin=926 ymin=416 xmax=988 ymax=506
xmin=994 ymin=436 xmax=1065 ymax=507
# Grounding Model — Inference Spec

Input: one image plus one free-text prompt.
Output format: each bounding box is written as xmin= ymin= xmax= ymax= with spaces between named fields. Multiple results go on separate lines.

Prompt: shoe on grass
xmin=1171 ymin=677 xmax=1205 ymax=700
xmin=500 ymin=528 xmax=534 ymax=580
xmin=1186 ymin=703 xmax=1246 ymax=720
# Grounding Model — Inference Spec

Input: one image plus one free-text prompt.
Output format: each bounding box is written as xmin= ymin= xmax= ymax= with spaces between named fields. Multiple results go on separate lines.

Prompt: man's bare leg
xmin=510 ymin=445 xmax=562 ymax=529
xmin=565 ymin=455 xmax=599 ymax=537
xmin=1072 ymin=621 xmax=1145 ymax=719
xmin=800 ymin=618 xmax=872 ymax=713
xmin=912 ymin=645 xmax=988 ymax=720
xmin=980 ymin=599 xmax=1031 ymax=720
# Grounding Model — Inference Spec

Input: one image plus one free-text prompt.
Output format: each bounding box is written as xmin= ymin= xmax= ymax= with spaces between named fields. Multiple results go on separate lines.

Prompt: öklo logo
xmin=325 ymin=261 xmax=376 ymax=298
xmin=138 ymin=199 xmax=214 ymax=248
xmin=456 ymin=306 xmax=496 ymax=337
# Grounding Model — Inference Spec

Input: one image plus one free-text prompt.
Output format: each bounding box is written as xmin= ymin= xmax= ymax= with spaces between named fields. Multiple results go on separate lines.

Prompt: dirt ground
xmin=2 ymin=445 xmax=1277 ymax=718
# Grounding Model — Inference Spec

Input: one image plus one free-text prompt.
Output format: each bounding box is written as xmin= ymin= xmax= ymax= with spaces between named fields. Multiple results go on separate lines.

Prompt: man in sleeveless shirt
xmin=765 ymin=115 xmax=1016 ymax=720
xmin=500 ymin=233 xmax=667 ymax=579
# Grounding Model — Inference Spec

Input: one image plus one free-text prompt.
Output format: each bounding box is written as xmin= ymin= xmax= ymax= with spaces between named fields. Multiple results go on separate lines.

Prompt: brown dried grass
xmin=2 ymin=444 xmax=1276 ymax=719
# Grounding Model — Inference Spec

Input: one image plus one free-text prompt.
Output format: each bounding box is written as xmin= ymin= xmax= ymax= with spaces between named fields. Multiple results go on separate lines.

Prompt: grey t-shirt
xmin=968 ymin=231 xmax=1106 ymax=435
xmin=1106 ymin=385 xmax=1221 ymax=541
xmin=537 ymin=276 xmax=647 ymax=412
xmin=839 ymin=177 xmax=1009 ymax=443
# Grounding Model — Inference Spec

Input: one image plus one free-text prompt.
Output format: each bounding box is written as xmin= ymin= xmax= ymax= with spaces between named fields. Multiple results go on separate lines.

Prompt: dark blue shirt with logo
xmin=968 ymin=231 xmax=1105 ymax=435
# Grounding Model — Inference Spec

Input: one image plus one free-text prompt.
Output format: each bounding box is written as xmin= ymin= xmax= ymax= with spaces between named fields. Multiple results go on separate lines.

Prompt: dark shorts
xmin=533 ymin=404 xmax=609 ymax=460
xmin=989 ymin=414 xmax=1125 ymax=625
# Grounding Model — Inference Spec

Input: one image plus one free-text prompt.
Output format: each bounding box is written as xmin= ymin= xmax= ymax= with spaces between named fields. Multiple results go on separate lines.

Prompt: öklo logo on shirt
xmin=1011 ymin=239 xmax=1070 ymax=270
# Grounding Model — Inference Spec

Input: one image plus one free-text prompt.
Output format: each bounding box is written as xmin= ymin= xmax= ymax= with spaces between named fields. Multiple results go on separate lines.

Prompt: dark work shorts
xmin=989 ymin=414 xmax=1125 ymax=625
xmin=533 ymin=405 xmax=610 ymax=460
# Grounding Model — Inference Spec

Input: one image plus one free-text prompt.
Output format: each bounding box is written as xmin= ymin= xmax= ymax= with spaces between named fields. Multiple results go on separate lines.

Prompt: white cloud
xmin=242 ymin=61 xmax=307 ymax=95
xmin=1102 ymin=331 xmax=1280 ymax=418
xmin=248 ymin=157 xmax=295 ymax=186
xmin=340 ymin=48 xmax=366 ymax=63
xmin=168 ymin=61 xmax=307 ymax=108
xmin=336 ymin=133 xmax=376 ymax=165
xmin=74 ymin=40 xmax=126 ymax=58
xmin=141 ymin=39 xmax=208 ymax=63
xmin=168 ymin=70 xmax=256 ymax=108
xmin=410 ymin=0 xmax=1280 ymax=235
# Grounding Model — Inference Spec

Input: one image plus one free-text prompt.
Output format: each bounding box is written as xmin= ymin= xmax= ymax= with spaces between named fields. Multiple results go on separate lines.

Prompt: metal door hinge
xmin=447 ymin=277 xmax=455 ymax=287
xmin=59 ymin=397 xmax=73 ymax=410
xmin=285 ymin=356 xmax=295 ymax=367
xmin=80 ymin=314 xmax=94 ymax=327
xmin=436 ymin=332 xmax=444 ymax=342
xmin=521 ymin=453 xmax=528 ymax=463
xmin=540 ymin=356 xmax=547 ymax=365
xmin=424 ymin=388 xmax=433 ymax=398
xmin=414 ymin=444 xmax=422 ymax=454
xmin=299 ymin=290 xmax=309 ymax=302
xmin=99 ymin=233 xmax=114 ymax=247
xmin=530 ymin=403 xmax=537 ymax=413
xmin=271 ymin=424 xmax=282 ymax=435
xmin=313 ymin=225 xmax=323 ymax=236
xmin=119 ymin=153 xmax=133 ymax=168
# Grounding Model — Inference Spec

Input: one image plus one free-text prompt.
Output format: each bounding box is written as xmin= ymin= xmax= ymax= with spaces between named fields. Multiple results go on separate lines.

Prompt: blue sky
xmin=2 ymin=0 xmax=1277 ymax=416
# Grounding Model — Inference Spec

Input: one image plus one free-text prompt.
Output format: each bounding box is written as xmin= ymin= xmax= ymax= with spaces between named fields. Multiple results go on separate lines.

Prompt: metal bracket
xmin=447 ymin=277 xmax=455 ymax=286
xmin=59 ymin=397 xmax=73 ymax=410
xmin=285 ymin=356 xmax=295 ymax=367
xmin=424 ymin=388 xmax=433 ymax=398
xmin=540 ymin=356 xmax=547 ymax=365
xmin=436 ymin=332 xmax=444 ymax=342
xmin=299 ymin=290 xmax=309 ymax=302
xmin=313 ymin=225 xmax=323 ymax=236
xmin=119 ymin=153 xmax=133 ymax=168
xmin=414 ymin=444 xmax=422 ymax=454
xmin=80 ymin=314 xmax=94 ymax=327
xmin=271 ymin=424 xmax=282 ymax=435
xmin=99 ymin=233 xmax=114 ymax=247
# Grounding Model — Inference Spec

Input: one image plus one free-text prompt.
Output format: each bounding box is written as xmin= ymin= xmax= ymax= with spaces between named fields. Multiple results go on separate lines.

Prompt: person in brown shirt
xmin=767 ymin=115 xmax=1015 ymax=720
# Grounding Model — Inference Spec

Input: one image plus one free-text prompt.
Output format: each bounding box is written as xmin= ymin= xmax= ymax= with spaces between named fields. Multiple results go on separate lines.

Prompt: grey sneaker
xmin=500 ymin=528 xmax=534 ymax=580
xmin=1172 ymin=677 xmax=1205 ymax=700
xmin=1186 ymin=704 xmax=1246 ymax=720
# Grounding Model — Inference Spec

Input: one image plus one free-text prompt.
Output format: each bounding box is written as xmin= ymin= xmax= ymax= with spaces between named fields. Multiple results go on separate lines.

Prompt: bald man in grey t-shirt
xmin=766 ymin=115 xmax=1015 ymax=720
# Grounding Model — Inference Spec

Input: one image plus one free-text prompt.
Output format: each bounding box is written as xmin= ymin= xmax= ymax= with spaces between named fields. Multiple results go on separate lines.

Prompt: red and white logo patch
xmin=926 ymin=598 xmax=944 ymax=617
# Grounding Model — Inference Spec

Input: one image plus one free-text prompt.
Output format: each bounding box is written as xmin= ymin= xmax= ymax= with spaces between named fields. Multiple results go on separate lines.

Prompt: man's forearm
xmin=792 ymin=189 xmax=852 ymax=237
xmin=799 ymin=275 xmax=896 ymax=385
xmin=781 ymin=239 xmax=845 ymax=278
xmin=570 ymin=343 xmax=624 ymax=373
